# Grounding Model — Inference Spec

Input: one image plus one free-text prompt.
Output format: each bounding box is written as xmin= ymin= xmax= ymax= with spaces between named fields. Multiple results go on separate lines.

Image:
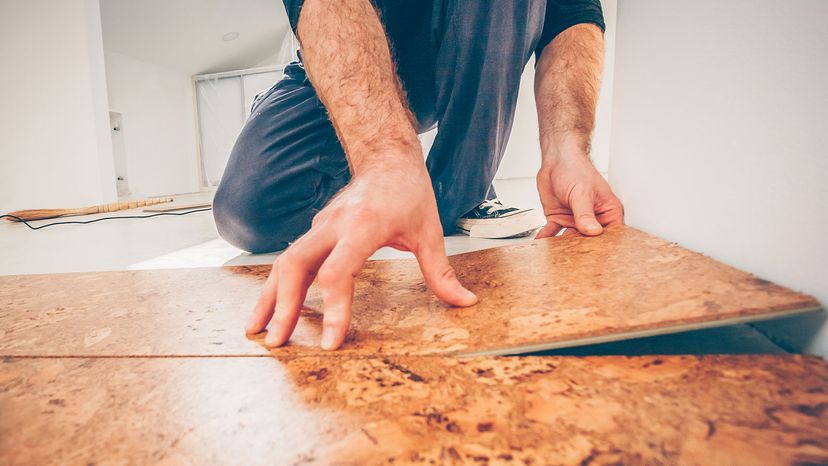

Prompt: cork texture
xmin=2 ymin=355 xmax=827 ymax=465
xmin=0 ymin=226 xmax=819 ymax=357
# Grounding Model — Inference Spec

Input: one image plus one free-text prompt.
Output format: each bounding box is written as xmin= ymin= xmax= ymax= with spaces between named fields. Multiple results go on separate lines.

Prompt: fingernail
xmin=245 ymin=314 xmax=259 ymax=334
xmin=264 ymin=329 xmax=283 ymax=347
xmin=321 ymin=326 xmax=338 ymax=350
xmin=462 ymin=288 xmax=478 ymax=305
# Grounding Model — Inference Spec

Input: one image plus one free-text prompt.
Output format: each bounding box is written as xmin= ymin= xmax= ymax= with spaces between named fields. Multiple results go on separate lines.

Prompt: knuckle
xmin=317 ymin=265 xmax=342 ymax=288
xmin=436 ymin=264 xmax=458 ymax=282
xmin=311 ymin=210 xmax=328 ymax=228
xmin=276 ymin=253 xmax=294 ymax=270
xmin=276 ymin=255 xmax=302 ymax=277
xmin=265 ymin=264 xmax=280 ymax=280
xmin=273 ymin=313 xmax=294 ymax=328
xmin=323 ymin=314 xmax=348 ymax=328
xmin=278 ymin=248 xmax=296 ymax=263
xmin=350 ymin=206 xmax=381 ymax=225
xmin=334 ymin=240 xmax=363 ymax=257
xmin=326 ymin=207 xmax=345 ymax=222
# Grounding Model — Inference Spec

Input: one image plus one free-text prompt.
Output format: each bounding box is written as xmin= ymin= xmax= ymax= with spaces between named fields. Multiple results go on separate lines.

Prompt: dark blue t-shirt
xmin=282 ymin=0 xmax=605 ymax=60
xmin=279 ymin=0 xmax=605 ymax=123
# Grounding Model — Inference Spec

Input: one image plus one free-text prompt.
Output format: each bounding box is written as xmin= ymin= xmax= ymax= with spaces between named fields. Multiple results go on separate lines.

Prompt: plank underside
xmin=0 ymin=226 xmax=820 ymax=357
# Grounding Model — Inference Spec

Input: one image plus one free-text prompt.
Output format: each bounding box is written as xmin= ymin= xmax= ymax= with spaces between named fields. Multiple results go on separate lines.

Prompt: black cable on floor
xmin=0 ymin=208 xmax=213 ymax=231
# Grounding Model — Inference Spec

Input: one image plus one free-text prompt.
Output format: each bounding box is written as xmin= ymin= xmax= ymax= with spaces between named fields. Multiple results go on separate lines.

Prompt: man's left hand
xmin=535 ymin=153 xmax=624 ymax=238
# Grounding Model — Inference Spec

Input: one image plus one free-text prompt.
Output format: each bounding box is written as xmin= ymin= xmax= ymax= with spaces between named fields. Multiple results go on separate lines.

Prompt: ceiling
xmin=100 ymin=0 xmax=291 ymax=76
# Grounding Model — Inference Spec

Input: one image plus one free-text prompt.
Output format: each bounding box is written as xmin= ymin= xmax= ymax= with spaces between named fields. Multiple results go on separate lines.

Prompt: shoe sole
xmin=456 ymin=210 xmax=545 ymax=239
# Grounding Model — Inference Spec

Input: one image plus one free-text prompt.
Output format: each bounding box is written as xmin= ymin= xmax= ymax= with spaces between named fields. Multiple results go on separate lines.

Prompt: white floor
xmin=0 ymin=178 xmax=543 ymax=276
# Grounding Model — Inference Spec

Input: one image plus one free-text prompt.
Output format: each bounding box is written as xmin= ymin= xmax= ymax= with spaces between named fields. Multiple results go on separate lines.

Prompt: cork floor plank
xmin=1 ymin=355 xmax=827 ymax=465
xmin=0 ymin=226 xmax=820 ymax=357
xmin=0 ymin=266 xmax=269 ymax=356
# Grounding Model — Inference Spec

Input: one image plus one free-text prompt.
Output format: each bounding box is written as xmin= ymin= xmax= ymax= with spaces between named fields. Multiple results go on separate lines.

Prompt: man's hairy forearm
xmin=534 ymin=24 xmax=604 ymax=163
xmin=297 ymin=0 xmax=420 ymax=174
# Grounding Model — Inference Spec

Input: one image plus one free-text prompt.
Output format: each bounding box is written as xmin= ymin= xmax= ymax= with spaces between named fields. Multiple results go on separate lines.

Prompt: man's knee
xmin=211 ymin=76 xmax=344 ymax=253
xmin=213 ymin=185 xmax=290 ymax=253
xmin=212 ymin=139 xmax=332 ymax=253
xmin=213 ymin=180 xmax=320 ymax=253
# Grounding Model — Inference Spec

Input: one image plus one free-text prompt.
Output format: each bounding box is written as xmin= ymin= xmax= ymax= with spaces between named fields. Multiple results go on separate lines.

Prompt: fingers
xmin=414 ymin=231 xmax=478 ymax=308
xmin=246 ymin=257 xmax=280 ymax=334
xmin=263 ymin=228 xmax=336 ymax=347
xmin=316 ymin=240 xmax=377 ymax=350
xmin=569 ymin=188 xmax=603 ymax=236
xmin=535 ymin=220 xmax=563 ymax=239
xmin=597 ymin=210 xmax=624 ymax=228
xmin=562 ymin=227 xmax=584 ymax=237
xmin=597 ymin=199 xmax=625 ymax=227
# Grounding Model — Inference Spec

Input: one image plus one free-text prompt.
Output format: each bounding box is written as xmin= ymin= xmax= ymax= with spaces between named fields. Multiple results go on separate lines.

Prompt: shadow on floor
xmin=527 ymin=324 xmax=787 ymax=356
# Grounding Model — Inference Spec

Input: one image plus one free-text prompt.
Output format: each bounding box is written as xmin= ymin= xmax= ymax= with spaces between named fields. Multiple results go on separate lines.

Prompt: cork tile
xmin=2 ymin=355 xmax=827 ymax=465
xmin=0 ymin=226 xmax=820 ymax=357
xmin=0 ymin=266 xmax=268 ymax=356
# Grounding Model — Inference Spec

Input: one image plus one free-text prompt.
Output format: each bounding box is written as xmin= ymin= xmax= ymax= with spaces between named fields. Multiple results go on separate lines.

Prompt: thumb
xmin=570 ymin=186 xmax=603 ymax=236
xmin=415 ymin=234 xmax=478 ymax=307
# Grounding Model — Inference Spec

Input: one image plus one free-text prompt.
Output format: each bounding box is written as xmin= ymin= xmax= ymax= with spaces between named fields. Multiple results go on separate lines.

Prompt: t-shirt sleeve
xmin=283 ymin=0 xmax=304 ymax=34
xmin=536 ymin=0 xmax=606 ymax=58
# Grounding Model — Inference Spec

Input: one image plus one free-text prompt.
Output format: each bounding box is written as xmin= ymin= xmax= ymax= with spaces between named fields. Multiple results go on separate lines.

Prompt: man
xmin=213 ymin=0 xmax=624 ymax=350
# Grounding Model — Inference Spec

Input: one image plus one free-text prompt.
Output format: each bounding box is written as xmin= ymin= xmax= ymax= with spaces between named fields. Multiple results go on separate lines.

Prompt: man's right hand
xmin=245 ymin=155 xmax=478 ymax=350
xmin=245 ymin=0 xmax=479 ymax=350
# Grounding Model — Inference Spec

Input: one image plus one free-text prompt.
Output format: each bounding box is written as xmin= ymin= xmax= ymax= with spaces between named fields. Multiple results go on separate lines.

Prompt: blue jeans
xmin=214 ymin=1 xmax=546 ymax=252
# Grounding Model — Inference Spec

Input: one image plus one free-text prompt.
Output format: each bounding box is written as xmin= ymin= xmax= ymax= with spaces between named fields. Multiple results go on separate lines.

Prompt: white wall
xmin=0 ymin=0 xmax=115 ymax=213
xmin=610 ymin=0 xmax=828 ymax=355
xmin=104 ymin=51 xmax=200 ymax=197
xmin=254 ymin=29 xmax=299 ymax=67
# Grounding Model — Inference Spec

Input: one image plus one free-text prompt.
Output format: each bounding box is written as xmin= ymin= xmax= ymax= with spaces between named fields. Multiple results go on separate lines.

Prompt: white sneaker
xmin=456 ymin=199 xmax=544 ymax=239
